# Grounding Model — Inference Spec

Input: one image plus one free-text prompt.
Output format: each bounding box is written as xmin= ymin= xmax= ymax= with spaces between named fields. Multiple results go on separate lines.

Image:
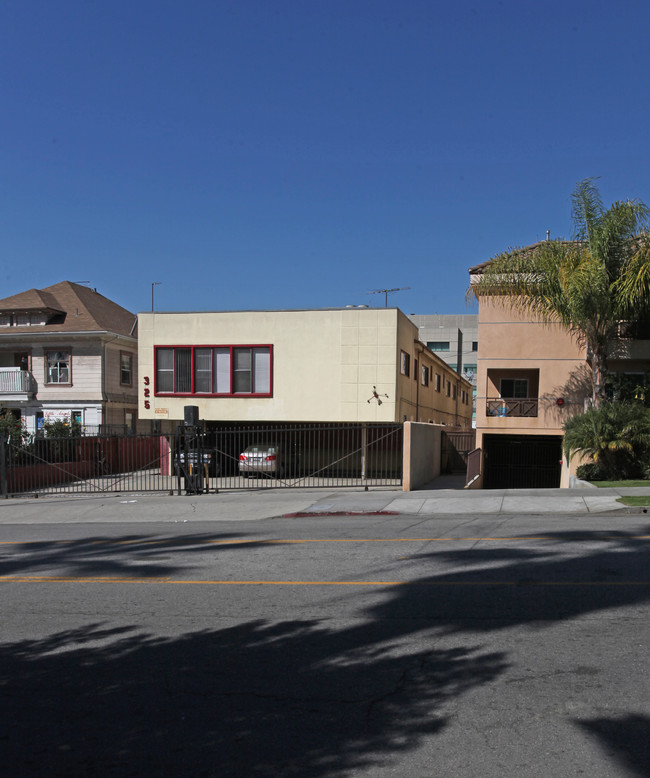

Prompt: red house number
xmin=143 ymin=376 xmax=151 ymax=409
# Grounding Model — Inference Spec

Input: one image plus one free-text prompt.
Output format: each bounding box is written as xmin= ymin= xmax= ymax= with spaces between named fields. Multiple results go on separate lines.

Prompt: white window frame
xmin=46 ymin=351 xmax=71 ymax=385
xmin=120 ymin=351 xmax=133 ymax=386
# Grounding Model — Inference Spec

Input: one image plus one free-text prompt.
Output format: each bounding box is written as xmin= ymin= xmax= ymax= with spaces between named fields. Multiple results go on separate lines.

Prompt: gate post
xmin=0 ymin=435 xmax=8 ymax=498
xmin=361 ymin=424 xmax=368 ymax=491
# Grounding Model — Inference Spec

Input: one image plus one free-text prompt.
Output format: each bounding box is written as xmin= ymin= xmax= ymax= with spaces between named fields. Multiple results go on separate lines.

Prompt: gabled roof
xmin=0 ymin=281 xmax=137 ymax=336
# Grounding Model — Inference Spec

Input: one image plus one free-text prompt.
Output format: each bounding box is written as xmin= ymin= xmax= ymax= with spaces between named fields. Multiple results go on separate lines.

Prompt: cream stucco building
xmin=138 ymin=307 xmax=472 ymax=428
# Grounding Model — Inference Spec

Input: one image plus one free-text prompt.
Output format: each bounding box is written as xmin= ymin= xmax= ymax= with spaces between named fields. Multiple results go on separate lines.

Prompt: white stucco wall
xmin=138 ymin=308 xmax=403 ymax=423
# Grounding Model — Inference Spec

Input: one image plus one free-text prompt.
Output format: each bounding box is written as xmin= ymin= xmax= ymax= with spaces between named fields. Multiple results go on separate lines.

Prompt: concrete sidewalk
xmin=0 ymin=480 xmax=648 ymax=523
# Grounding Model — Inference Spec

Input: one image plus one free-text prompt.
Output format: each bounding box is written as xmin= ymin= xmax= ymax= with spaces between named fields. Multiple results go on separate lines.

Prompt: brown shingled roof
xmin=0 ymin=288 xmax=63 ymax=313
xmin=0 ymin=281 xmax=137 ymax=336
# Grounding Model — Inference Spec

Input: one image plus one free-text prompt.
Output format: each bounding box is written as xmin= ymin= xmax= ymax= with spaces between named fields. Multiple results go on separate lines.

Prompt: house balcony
xmin=0 ymin=368 xmax=37 ymax=401
xmin=486 ymin=398 xmax=538 ymax=418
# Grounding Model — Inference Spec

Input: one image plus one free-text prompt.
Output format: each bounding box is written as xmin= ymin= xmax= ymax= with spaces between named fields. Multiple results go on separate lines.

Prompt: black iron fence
xmin=174 ymin=422 xmax=403 ymax=494
xmin=1 ymin=432 xmax=172 ymax=496
xmin=0 ymin=422 xmax=403 ymax=497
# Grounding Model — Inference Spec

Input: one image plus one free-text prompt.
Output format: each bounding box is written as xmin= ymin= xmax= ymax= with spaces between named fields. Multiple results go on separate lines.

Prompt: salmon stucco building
xmin=468 ymin=243 xmax=650 ymax=489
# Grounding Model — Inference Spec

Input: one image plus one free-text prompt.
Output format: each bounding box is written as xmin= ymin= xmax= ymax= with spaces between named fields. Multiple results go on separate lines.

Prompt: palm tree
xmin=470 ymin=179 xmax=650 ymax=406
xmin=563 ymin=401 xmax=650 ymax=479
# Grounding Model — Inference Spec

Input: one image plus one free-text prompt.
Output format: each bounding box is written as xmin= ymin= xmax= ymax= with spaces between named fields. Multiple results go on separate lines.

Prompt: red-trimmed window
xmin=155 ymin=346 xmax=272 ymax=396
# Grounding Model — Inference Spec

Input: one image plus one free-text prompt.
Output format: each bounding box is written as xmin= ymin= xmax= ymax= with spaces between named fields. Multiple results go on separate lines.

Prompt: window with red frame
xmin=155 ymin=346 xmax=272 ymax=396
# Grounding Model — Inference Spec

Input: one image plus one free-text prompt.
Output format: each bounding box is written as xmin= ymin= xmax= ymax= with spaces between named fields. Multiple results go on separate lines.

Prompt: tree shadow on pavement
xmin=1 ymin=620 xmax=507 ymax=777
xmin=0 ymin=532 xmax=274 ymax=579
xmin=576 ymin=715 xmax=650 ymax=778
xmin=365 ymin=527 xmax=650 ymax=631
xmin=2 ymin=526 xmax=650 ymax=775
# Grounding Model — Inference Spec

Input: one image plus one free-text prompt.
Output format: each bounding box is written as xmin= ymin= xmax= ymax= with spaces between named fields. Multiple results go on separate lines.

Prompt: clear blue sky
xmin=3 ymin=0 xmax=650 ymax=316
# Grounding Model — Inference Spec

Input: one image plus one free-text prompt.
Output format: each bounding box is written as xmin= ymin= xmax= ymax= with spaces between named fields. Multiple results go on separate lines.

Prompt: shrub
xmin=564 ymin=402 xmax=650 ymax=480
xmin=576 ymin=463 xmax=608 ymax=482
xmin=44 ymin=419 xmax=82 ymax=438
xmin=0 ymin=408 xmax=29 ymax=446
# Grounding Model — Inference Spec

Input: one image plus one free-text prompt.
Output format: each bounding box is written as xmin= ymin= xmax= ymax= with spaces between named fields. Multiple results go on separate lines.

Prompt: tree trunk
xmin=590 ymin=345 xmax=608 ymax=409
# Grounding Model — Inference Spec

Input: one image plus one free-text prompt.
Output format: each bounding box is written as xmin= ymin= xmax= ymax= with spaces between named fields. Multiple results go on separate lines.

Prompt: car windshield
xmin=246 ymin=445 xmax=276 ymax=454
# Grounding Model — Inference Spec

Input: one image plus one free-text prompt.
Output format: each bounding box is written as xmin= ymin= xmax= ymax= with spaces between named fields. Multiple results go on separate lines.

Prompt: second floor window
xmin=120 ymin=352 xmax=133 ymax=386
xmin=400 ymin=351 xmax=410 ymax=377
xmin=501 ymin=378 xmax=528 ymax=398
xmin=155 ymin=345 xmax=272 ymax=396
xmin=46 ymin=351 xmax=70 ymax=384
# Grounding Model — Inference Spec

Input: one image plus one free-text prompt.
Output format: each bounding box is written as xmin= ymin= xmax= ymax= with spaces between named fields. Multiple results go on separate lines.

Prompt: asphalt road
xmin=2 ymin=511 xmax=649 ymax=777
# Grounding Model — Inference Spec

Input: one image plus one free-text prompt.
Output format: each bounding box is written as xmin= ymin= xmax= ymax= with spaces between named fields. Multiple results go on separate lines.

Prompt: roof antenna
xmin=368 ymin=287 xmax=411 ymax=308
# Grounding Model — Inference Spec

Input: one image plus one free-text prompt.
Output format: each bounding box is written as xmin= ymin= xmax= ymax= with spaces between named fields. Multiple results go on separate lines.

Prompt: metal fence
xmin=441 ymin=428 xmax=477 ymax=473
xmin=0 ymin=422 xmax=403 ymax=497
xmin=1 ymin=433 xmax=173 ymax=496
xmin=174 ymin=422 xmax=403 ymax=494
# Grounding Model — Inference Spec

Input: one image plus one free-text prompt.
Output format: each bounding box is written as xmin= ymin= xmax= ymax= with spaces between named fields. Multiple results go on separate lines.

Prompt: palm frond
xmin=593 ymin=200 xmax=650 ymax=277
xmin=571 ymin=178 xmax=604 ymax=243
xmin=614 ymin=240 xmax=650 ymax=316
xmin=469 ymin=179 xmax=650 ymax=406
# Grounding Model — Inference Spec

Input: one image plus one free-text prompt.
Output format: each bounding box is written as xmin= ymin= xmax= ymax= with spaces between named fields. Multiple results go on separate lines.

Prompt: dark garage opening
xmin=483 ymin=434 xmax=562 ymax=489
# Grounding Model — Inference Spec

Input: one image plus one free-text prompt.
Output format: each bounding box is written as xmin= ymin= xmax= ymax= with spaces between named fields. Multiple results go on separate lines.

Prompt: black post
xmin=0 ymin=435 xmax=8 ymax=498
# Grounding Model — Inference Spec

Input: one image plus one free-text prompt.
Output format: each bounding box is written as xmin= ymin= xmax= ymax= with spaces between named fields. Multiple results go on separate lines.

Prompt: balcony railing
xmin=486 ymin=398 xmax=538 ymax=418
xmin=0 ymin=368 xmax=37 ymax=396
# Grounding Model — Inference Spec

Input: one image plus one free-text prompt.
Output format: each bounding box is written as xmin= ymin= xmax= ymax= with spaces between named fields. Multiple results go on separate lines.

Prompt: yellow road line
xmin=2 ymin=576 xmax=650 ymax=586
xmin=207 ymin=535 xmax=650 ymax=544
xmin=2 ymin=535 xmax=650 ymax=547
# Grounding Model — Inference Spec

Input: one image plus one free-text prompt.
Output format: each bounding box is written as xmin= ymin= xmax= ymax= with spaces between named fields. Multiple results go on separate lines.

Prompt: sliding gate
xmin=1 ymin=423 xmax=403 ymax=496
xmin=176 ymin=422 xmax=403 ymax=493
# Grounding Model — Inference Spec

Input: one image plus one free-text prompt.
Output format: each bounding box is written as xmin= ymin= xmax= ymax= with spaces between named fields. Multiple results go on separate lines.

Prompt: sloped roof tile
xmin=0 ymin=281 xmax=137 ymax=336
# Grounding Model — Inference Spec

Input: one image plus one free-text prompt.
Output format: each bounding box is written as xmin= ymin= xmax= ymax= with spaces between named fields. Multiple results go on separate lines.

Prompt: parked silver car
xmin=239 ymin=444 xmax=285 ymax=477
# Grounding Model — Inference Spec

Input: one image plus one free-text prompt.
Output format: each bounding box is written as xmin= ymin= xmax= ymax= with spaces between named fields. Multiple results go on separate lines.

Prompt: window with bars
xmin=155 ymin=346 xmax=272 ymax=396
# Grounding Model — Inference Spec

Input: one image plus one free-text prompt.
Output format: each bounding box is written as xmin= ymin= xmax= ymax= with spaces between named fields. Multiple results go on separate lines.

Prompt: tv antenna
xmin=368 ymin=287 xmax=411 ymax=308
